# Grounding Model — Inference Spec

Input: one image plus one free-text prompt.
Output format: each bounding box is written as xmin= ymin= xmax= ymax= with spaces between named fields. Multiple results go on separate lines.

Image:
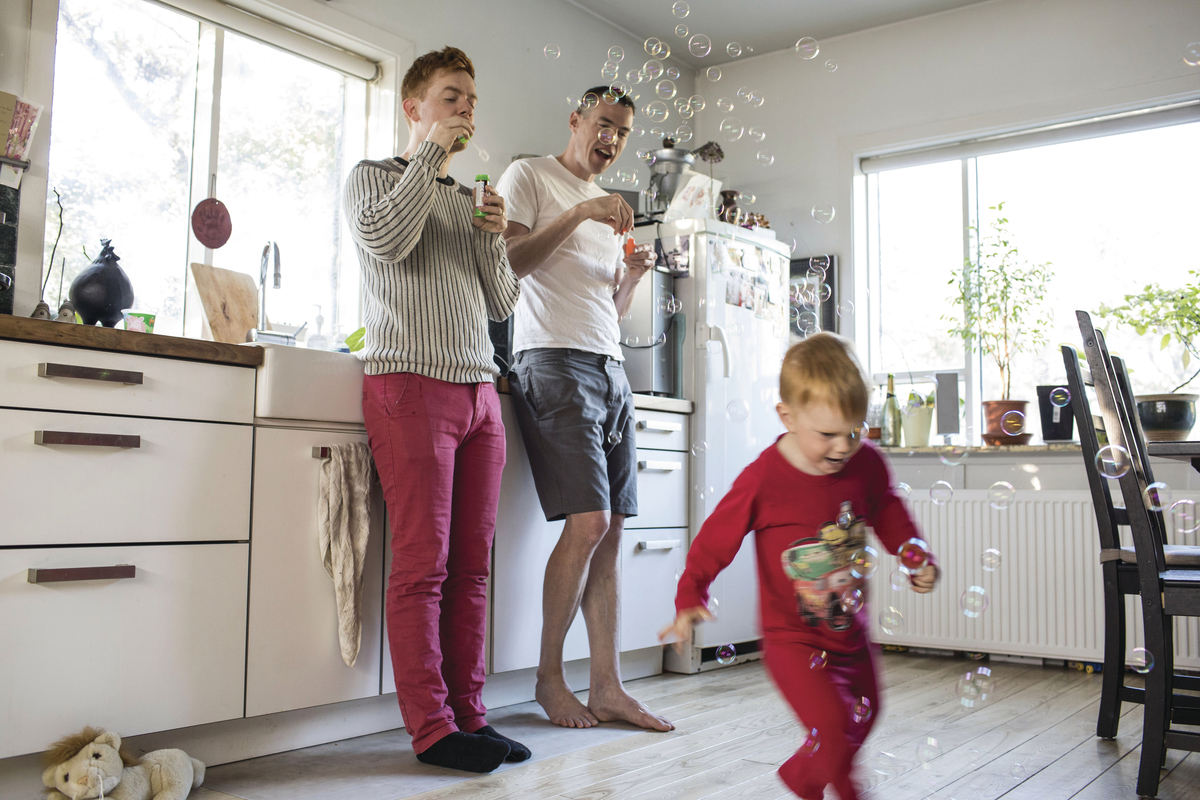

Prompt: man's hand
xmin=473 ymin=185 xmax=507 ymax=234
xmin=614 ymin=244 xmax=654 ymax=291
xmin=910 ymin=563 xmax=939 ymax=594
xmin=427 ymin=116 xmax=475 ymax=153
xmin=658 ymin=606 xmax=714 ymax=654
xmin=579 ymin=193 xmax=634 ymax=235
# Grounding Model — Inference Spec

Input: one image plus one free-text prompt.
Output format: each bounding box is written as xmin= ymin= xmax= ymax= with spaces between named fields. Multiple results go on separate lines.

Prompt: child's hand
xmin=910 ymin=563 xmax=939 ymax=594
xmin=658 ymin=606 xmax=714 ymax=653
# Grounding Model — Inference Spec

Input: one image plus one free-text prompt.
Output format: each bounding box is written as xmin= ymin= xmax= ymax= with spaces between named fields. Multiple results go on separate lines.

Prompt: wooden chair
xmin=1074 ymin=310 xmax=1200 ymax=796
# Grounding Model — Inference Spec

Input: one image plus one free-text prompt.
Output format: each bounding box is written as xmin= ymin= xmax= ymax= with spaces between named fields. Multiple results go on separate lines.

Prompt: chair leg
xmin=1137 ymin=613 xmax=1170 ymax=798
xmin=1098 ymin=580 xmax=1126 ymax=739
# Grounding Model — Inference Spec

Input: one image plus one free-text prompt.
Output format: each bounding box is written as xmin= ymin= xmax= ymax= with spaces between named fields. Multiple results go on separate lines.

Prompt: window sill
xmin=878 ymin=443 xmax=1082 ymax=455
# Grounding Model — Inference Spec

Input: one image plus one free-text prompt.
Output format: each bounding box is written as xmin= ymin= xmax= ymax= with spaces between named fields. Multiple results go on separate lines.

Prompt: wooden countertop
xmin=0 ymin=314 xmax=263 ymax=367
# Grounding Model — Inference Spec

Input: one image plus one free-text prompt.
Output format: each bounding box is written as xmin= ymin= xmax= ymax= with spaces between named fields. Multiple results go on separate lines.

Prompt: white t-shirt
xmin=496 ymin=156 xmax=623 ymax=359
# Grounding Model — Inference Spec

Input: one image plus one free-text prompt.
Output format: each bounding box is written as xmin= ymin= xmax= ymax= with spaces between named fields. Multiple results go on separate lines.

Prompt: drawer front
xmin=0 ymin=408 xmax=252 ymax=547
xmin=629 ymin=448 xmax=687 ymax=530
xmin=620 ymin=528 xmax=688 ymax=652
xmin=633 ymin=408 xmax=688 ymax=452
xmin=0 ymin=543 xmax=248 ymax=758
xmin=0 ymin=340 xmax=255 ymax=423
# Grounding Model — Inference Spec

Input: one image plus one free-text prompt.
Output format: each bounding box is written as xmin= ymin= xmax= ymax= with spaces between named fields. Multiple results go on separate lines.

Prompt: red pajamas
xmin=363 ymin=372 xmax=505 ymax=754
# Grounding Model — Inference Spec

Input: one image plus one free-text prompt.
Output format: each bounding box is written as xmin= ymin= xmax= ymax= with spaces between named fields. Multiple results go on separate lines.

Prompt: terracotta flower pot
xmin=982 ymin=399 xmax=1033 ymax=446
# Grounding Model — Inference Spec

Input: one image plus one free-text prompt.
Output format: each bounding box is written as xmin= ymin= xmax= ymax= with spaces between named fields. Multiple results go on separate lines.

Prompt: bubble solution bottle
xmin=474 ymin=175 xmax=489 ymax=218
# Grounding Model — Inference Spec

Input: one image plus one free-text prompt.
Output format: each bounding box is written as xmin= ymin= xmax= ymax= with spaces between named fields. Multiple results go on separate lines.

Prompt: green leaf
xmin=346 ymin=327 xmax=366 ymax=352
xmin=1162 ymin=333 xmax=1172 ymax=350
xmin=1185 ymin=349 xmax=1192 ymax=370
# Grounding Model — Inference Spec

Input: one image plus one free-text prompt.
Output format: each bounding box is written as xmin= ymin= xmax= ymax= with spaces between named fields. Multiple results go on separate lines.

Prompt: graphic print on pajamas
xmin=782 ymin=501 xmax=867 ymax=632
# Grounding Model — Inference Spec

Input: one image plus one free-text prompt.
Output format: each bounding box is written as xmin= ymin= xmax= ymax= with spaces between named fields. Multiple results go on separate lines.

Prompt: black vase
xmin=69 ymin=239 xmax=134 ymax=327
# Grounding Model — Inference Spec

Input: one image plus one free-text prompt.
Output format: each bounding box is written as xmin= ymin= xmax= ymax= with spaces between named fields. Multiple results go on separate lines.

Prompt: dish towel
xmin=317 ymin=442 xmax=377 ymax=667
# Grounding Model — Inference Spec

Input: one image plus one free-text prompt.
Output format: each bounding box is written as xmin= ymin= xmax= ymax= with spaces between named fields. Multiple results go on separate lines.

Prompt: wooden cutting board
xmin=190 ymin=263 xmax=259 ymax=344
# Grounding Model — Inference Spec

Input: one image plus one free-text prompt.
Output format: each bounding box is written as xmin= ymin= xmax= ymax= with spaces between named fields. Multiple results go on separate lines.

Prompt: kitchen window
xmin=860 ymin=105 xmax=1200 ymax=443
xmin=40 ymin=0 xmax=383 ymax=339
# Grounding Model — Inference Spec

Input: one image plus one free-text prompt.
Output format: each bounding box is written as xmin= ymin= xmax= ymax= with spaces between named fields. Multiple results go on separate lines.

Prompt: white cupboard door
xmin=0 ymin=408 xmax=252 ymax=547
xmin=633 ymin=409 xmax=688 ymax=452
xmin=245 ymin=427 xmax=384 ymax=717
xmin=620 ymin=529 xmax=687 ymax=652
xmin=0 ymin=544 xmax=248 ymax=759
xmin=492 ymin=396 xmax=588 ymax=673
xmin=627 ymin=448 xmax=688 ymax=530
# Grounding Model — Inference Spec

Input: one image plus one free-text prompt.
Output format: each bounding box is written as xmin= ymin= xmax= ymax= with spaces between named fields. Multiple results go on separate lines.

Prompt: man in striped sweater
xmin=343 ymin=47 xmax=525 ymax=774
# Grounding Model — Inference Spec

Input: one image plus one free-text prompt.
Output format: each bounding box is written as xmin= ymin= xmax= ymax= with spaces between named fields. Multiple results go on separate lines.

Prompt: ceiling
xmin=564 ymin=0 xmax=993 ymax=68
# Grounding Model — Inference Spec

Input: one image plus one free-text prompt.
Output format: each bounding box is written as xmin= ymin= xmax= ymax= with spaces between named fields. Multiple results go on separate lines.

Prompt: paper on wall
xmin=667 ymin=170 xmax=721 ymax=220
xmin=1 ymin=91 xmax=44 ymax=189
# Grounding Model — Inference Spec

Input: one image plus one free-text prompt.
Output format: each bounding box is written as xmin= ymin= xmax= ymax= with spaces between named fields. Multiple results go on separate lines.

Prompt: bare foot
xmin=587 ymin=685 xmax=674 ymax=732
xmin=536 ymin=678 xmax=599 ymax=728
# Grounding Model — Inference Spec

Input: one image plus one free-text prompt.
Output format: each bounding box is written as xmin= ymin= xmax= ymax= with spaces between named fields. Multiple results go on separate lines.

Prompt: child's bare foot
xmin=536 ymin=677 xmax=599 ymax=728
xmin=587 ymin=685 xmax=674 ymax=731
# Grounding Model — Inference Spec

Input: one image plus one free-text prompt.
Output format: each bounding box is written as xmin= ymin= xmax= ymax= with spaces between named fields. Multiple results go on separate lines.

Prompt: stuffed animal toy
xmin=41 ymin=727 xmax=204 ymax=800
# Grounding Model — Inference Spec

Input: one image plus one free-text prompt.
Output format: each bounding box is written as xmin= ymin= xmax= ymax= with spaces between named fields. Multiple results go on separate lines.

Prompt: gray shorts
xmin=509 ymin=348 xmax=638 ymax=522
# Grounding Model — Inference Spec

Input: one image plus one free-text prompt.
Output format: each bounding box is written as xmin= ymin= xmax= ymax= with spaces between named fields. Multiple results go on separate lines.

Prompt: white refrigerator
xmin=625 ymin=218 xmax=792 ymax=672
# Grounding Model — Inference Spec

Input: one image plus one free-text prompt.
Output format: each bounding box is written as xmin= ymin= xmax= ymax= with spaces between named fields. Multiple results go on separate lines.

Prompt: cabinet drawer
xmin=0 ymin=408 xmax=252 ymax=546
xmin=633 ymin=408 xmax=688 ymax=452
xmin=629 ymin=448 xmax=687 ymax=530
xmin=0 ymin=340 xmax=255 ymax=423
xmin=620 ymin=529 xmax=687 ymax=652
xmin=0 ymin=543 xmax=248 ymax=758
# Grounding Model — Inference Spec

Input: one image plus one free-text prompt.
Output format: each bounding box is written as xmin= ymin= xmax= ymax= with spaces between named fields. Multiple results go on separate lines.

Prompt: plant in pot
xmin=1098 ymin=272 xmax=1200 ymax=441
xmin=900 ymin=389 xmax=936 ymax=447
xmin=945 ymin=203 xmax=1054 ymax=446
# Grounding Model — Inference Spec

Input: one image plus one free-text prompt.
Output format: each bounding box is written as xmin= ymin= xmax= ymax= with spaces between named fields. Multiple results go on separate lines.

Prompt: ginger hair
xmin=779 ymin=333 xmax=869 ymax=422
xmin=401 ymin=46 xmax=475 ymax=106
xmin=43 ymin=727 xmax=139 ymax=770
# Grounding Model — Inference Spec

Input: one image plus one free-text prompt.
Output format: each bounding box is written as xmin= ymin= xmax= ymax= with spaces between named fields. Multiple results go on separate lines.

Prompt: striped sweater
xmin=344 ymin=140 xmax=520 ymax=382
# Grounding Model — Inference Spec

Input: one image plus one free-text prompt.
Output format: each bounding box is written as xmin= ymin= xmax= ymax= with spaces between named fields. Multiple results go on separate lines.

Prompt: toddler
xmin=660 ymin=333 xmax=939 ymax=800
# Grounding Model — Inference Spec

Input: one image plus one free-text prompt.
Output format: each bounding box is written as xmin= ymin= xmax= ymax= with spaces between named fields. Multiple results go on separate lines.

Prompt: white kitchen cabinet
xmin=620 ymin=528 xmax=688 ymax=652
xmin=0 ymin=543 xmax=248 ymax=759
xmin=245 ymin=426 xmax=385 ymax=717
xmin=628 ymin=448 xmax=688 ymax=530
xmin=633 ymin=408 xmax=689 ymax=452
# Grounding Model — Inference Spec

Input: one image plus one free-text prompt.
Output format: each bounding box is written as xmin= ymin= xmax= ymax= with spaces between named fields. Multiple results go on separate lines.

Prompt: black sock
xmin=415 ymin=731 xmax=510 ymax=773
xmin=476 ymin=725 xmax=532 ymax=762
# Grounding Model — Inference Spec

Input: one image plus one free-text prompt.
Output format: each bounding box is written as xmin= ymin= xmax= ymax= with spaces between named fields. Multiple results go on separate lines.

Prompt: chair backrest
xmin=1076 ymin=310 xmax=1169 ymax=581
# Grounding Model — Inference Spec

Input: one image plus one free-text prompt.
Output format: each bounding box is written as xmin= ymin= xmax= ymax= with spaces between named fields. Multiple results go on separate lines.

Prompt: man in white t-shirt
xmin=496 ymin=88 xmax=672 ymax=732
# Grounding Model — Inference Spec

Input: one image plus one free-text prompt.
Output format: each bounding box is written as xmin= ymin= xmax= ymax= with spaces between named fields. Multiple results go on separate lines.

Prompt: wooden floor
xmin=197 ymin=652 xmax=1200 ymax=800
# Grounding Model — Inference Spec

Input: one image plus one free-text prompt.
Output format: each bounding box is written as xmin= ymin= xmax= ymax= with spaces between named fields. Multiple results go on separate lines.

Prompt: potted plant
xmin=1099 ymin=273 xmax=1200 ymax=441
xmin=945 ymin=203 xmax=1054 ymax=446
xmin=901 ymin=389 xmax=935 ymax=447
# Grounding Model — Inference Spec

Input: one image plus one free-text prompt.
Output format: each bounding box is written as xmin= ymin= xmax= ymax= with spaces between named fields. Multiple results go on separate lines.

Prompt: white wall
xmin=1 ymin=0 xmax=694 ymax=315
xmin=692 ymin=0 xmax=1200 ymax=346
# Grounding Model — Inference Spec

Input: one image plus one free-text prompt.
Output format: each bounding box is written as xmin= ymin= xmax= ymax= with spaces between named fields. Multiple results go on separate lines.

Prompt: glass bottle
xmin=881 ymin=374 xmax=902 ymax=447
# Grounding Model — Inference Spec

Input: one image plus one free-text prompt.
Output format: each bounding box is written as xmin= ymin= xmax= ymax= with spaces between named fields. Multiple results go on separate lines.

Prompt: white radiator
xmin=865 ymin=490 xmax=1200 ymax=669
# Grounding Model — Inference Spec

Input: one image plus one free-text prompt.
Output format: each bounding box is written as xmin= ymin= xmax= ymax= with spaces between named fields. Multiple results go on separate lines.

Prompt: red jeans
xmin=363 ymin=372 xmax=505 ymax=753
xmin=764 ymin=639 xmax=880 ymax=800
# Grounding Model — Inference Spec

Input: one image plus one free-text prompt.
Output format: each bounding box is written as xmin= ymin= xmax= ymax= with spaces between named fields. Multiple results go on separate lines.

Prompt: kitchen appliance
xmin=625 ymin=218 xmax=791 ymax=671
xmin=618 ymin=269 xmax=679 ymax=397
xmin=645 ymin=143 xmax=696 ymax=217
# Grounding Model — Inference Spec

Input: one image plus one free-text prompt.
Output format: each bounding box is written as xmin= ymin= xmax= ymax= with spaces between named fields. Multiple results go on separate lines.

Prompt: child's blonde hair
xmin=780 ymin=333 xmax=869 ymax=422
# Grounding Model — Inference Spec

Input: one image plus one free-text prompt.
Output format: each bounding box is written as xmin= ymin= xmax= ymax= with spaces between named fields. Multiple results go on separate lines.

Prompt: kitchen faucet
xmin=259 ymin=241 xmax=280 ymax=330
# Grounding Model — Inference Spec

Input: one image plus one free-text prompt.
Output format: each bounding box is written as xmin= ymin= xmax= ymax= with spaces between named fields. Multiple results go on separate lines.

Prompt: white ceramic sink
xmin=250 ymin=344 xmax=366 ymax=424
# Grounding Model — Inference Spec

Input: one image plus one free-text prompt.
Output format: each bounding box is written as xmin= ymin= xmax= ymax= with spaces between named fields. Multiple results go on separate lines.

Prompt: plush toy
xmin=41 ymin=727 xmax=204 ymax=800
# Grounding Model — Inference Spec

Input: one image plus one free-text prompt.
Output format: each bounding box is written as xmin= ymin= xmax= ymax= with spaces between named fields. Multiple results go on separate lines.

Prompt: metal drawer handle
xmin=39 ymin=362 xmax=143 ymax=385
xmin=638 ymin=539 xmax=682 ymax=551
xmin=636 ymin=420 xmax=682 ymax=433
xmin=637 ymin=460 xmax=682 ymax=471
xmin=28 ymin=565 xmax=137 ymax=584
xmin=35 ymin=430 xmax=141 ymax=448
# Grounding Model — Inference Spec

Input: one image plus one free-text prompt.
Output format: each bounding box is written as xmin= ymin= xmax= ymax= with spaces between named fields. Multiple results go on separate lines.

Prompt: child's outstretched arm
xmin=658 ymin=606 xmax=715 ymax=652
xmin=910 ymin=563 xmax=939 ymax=593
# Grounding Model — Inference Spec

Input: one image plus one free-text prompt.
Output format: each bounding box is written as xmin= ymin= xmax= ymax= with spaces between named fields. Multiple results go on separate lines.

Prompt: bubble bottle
xmin=473 ymin=174 xmax=489 ymax=219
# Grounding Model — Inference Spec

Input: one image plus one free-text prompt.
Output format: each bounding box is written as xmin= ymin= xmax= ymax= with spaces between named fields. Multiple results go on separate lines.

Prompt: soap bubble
xmin=645 ymin=101 xmax=669 ymax=122
xmin=643 ymin=59 xmax=665 ymax=80
xmin=716 ymin=97 xmax=735 ymax=113
xmin=716 ymin=643 xmax=736 ymax=664
xmin=688 ymin=34 xmax=712 ymax=57
xmin=644 ymin=37 xmax=662 ymax=56
xmin=707 ymin=596 xmax=719 ymax=616
xmin=666 ymin=66 xmax=681 ymax=80
xmin=719 ymin=117 xmax=744 ymax=142
xmin=852 ymin=697 xmax=873 ymax=724
xmin=674 ymin=124 xmax=693 ymax=143
xmin=750 ymin=92 xmax=765 ymax=107
xmin=581 ymin=92 xmax=600 ymax=110
xmin=757 ymin=150 xmax=775 ymax=167
xmin=841 ymin=587 xmax=864 ymax=614
xmin=1095 ymin=444 xmax=1131 ymax=479
xmin=737 ymin=192 xmax=755 ymax=204
xmin=930 ymin=480 xmax=954 ymax=505
xmin=1130 ymin=647 xmax=1154 ymax=673
xmin=836 ymin=300 xmax=854 ymax=318
xmin=656 ymin=79 xmax=677 ymax=100
xmin=1144 ymin=482 xmax=1172 ymax=512
xmin=981 ymin=548 xmax=1002 ymax=571
xmin=880 ymin=606 xmax=905 ymax=635
xmin=873 ymin=751 xmax=901 ymax=778
xmin=609 ymin=45 xmax=625 ymax=62
xmin=917 ymin=737 xmax=942 ymax=764
xmin=812 ymin=204 xmax=836 ymax=224
xmin=607 ymin=430 xmax=622 ymax=445
xmin=675 ymin=23 xmax=689 ymax=38
xmin=957 ymin=667 xmax=994 ymax=708
xmin=598 ymin=127 xmax=617 ymax=145
xmin=825 ymin=59 xmax=838 ymax=73
xmin=748 ymin=126 xmax=766 ymax=142
xmin=601 ymin=62 xmax=619 ymax=81
xmin=610 ymin=80 xmax=632 ymax=99
xmin=890 ymin=568 xmax=910 ymax=591
xmin=625 ymin=334 xmax=639 ymax=346
xmin=810 ymin=650 xmax=828 ymax=670
xmin=1050 ymin=386 xmax=1071 ymax=407
xmin=726 ymin=399 xmax=750 ymax=421
xmin=626 ymin=68 xmax=643 ymax=84
xmin=795 ymin=37 xmax=819 ymax=59
xmin=688 ymin=94 xmax=705 ymax=112
xmin=544 ymin=44 xmax=561 ymax=59
xmin=631 ymin=122 xmax=645 ymax=137
xmin=961 ymin=586 xmax=988 ymax=618
xmin=988 ymin=481 xmax=1015 ymax=510
xmin=1001 ymin=410 xmax=1025 ymax=436
xmin=1171 ymin=499 xmax=1200 ymax=533
xmin=736 ymin=86 xmax=751 ymax=103
xmin=938 ymin=445 xmax=969 ymax=466
xmin=650 ymin=126 xmax=666 ymax=139
xmin=799 ymin=728 xmax=821 ymax=756
xmin=672 ymin=0 xmax=690 ymax=17
xmin=899 ymin=537 xmax=931 ymax=570
xmin=816 ymin=282 xmax=832 ymax=301
xmin=567 ymin=95 xmax=580 ymax=108
xmin=850 ymin=546 xmax=879 ymax=579
xmin=810 ymin=253 xmax=831 ymax=272
xmin=636 ymin=148 xmax=655 ymax=165
xmin=690 ymin=441 xmax=707 ymax=456
xmin=1033 ymin=357 xmax=1049 ymax=376
xmin=726 ymin=42 xmax=743 ymax=57
xmin=1185 ymin=43 xmax=1200 ymax=66
xmin=896 ymin=482 xmax=912 ymax=500
xmin=1009 ymin=763 xmax=1026 ymax=780
xmin=706 ymin=66 xmax=722 ymax=82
